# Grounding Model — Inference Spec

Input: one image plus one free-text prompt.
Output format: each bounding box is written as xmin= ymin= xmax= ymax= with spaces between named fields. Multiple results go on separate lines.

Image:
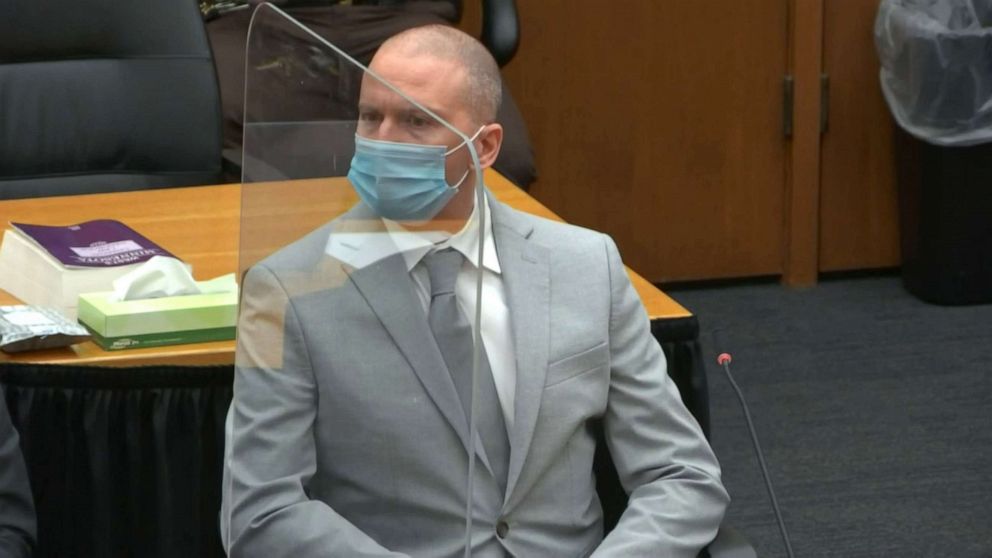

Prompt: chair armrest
xmin=701 ymin=526 xmax=757 ymax=558
xmin=480 ymin=0 xmax=519 ymax=66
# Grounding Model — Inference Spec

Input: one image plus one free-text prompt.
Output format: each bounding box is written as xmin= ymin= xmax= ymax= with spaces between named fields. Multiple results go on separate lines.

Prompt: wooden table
xmin=0 ymin=170 xmax=691 ymax=367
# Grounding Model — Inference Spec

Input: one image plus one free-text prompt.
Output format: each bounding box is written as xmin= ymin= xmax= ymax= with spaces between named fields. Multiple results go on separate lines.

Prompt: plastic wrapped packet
xmin=0 ymin=305 xmax=90 ymax=353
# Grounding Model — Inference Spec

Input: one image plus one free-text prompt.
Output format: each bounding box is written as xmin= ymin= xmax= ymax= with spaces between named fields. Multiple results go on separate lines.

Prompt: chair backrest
xmin=480 ymin=0 xmax=519 ymax=67
xmin=0 ymin=0 xmax=223 ymax=200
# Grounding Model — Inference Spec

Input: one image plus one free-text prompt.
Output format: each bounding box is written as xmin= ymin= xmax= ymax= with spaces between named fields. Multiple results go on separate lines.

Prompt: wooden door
xmin=818 ymin=0 xmax=901 ymax=272
xmin=488 ymin=1 xmax=790 ymax=283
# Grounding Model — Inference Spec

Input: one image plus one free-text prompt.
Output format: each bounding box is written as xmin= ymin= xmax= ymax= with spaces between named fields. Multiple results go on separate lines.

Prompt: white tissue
xmin=109 ymin=256 xmax=237 ymax=302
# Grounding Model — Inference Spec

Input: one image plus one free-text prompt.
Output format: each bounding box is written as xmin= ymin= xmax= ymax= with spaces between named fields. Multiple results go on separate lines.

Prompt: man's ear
xmin=476 ymin=123 xmax=504 ymax=169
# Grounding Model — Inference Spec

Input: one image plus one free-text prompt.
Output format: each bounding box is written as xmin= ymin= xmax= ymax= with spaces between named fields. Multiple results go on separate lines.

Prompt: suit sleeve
xmin=221 ymin=264 xmax=409 ymax=558
xmin=590 ymin=236 xmax=729 ymax=558
xmin=0 ymin=389 xmax=36 ymax=558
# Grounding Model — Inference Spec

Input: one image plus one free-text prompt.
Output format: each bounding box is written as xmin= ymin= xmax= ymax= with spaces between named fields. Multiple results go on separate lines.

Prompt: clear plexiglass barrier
xmin=223 ymin=4 xmax=500 ymax=557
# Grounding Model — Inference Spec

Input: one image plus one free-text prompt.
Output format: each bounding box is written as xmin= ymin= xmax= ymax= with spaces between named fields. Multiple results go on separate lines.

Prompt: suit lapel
xmin=344 ymin=231 xmax=496 ymax=477
xmin=490 ymin=198 xmax=550 ymax=503
xmin=347 ymin=249 xmax=477 ymax=455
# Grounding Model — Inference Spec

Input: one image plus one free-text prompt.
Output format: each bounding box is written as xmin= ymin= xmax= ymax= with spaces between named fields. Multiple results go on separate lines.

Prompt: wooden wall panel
xmin=495 ymin=1 xmax=790 ymax=283
xmin=818 ymin=0 xmax=901 ymax=272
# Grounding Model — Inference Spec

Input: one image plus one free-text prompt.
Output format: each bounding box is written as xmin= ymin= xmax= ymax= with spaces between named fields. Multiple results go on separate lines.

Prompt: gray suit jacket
xmin=222 ymin=194 xmax=728 ymax=557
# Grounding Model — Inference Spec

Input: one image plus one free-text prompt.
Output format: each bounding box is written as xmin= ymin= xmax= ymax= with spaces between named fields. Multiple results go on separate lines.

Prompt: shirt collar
xmin=383 ymin=191 xmax=501 ymax=275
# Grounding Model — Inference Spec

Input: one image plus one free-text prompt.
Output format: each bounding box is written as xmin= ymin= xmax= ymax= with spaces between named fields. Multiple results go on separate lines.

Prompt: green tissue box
xmin=77 ymin=291 xmax=238 ymax=350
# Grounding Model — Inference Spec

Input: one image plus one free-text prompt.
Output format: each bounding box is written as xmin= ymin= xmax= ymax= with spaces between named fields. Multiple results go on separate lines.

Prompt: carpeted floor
xmin=668 ymin=275 xmax=992 ymax=558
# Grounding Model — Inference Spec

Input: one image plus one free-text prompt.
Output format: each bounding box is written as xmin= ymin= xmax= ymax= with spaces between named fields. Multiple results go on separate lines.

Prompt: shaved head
xmin=376 ymin=25 xmax=502 ymax=123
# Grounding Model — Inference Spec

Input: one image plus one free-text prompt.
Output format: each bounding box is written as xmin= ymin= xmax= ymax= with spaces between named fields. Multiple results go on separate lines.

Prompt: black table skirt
xmin=0 ymin=316 xmax=704 ymax=558
xmin=0 ymin=364 xmax=232 ymax=558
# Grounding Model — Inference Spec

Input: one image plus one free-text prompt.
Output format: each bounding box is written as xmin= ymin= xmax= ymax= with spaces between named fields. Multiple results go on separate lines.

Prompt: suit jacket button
xmin=496 ymin=520 xmax=510 ymax=539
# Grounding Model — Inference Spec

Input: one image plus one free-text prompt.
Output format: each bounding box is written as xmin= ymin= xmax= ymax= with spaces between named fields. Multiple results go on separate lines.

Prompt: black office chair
xmin=591 ymin=318 xmax=756 ymax=558
xmin=479 ymin=0 xmax=519 ymax=67
xmin=0 ymin=0 xmax=224 ymax=200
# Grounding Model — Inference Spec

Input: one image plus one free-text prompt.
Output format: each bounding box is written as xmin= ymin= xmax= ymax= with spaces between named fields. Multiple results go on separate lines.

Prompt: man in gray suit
xmin=222 ymin=24 xmax=728 ymax=557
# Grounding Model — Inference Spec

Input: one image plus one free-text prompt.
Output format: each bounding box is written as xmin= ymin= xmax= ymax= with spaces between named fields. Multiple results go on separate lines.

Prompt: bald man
xmin=222 ymin=25 xmax=727 ymax=558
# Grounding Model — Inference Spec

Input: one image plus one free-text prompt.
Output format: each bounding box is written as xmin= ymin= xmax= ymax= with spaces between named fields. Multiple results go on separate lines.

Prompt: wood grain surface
xmin=498 ymin=1 xmax=790 ymax=282
xmin=0 ymin=171 xmax=689 ymax=366
xmin=818 ymin=0 xmax=900 ymax=272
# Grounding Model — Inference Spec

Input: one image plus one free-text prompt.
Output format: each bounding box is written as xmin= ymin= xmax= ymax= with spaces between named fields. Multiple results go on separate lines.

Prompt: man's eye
xmin=359 ymin=112 xmax=381 ymax=123
xmin=406 ymin=115 xmax=431 ymax=128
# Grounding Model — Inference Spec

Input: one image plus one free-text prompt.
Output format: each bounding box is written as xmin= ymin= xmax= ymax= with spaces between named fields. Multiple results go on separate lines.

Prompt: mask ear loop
xmin=445 ymin=125 xmax=488 ymax=190
xmin=448 ymin=168 xmax=472 ymax=190
xmin=444 ymin=125 xmax=487 ymax=156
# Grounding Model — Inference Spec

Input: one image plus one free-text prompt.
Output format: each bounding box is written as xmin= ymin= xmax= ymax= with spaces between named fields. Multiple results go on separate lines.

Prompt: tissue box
xmin=77 ymin=290 xmax=238 ymax=350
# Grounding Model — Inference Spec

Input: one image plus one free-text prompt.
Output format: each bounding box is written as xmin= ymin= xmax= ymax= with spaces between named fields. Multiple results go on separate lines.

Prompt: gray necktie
xmin=423 ymin=249 xmax=510 ymax=494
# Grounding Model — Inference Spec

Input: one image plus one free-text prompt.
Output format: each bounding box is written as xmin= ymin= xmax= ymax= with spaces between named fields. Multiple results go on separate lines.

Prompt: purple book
xmin=12 ymin=220 xmax=178 ymax=268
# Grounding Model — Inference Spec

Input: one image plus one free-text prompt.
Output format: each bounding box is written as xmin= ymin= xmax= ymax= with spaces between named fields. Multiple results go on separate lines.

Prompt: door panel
xmin=498 ymin=1 xmax=789 ymax=282
xmin=819 ymin=0 xmax=900 ymax=272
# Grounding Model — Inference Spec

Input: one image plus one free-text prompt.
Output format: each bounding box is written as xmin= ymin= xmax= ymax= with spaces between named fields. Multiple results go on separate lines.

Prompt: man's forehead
xmin=357 ymin=77 xmax=446 ymax=116
xmin=359 ymin=59 xmax=462 ymax=116
xmin=372 ymin=41 xmax=455 ymax=71
xmin=369 ymin=48 xmax=456 ymax=83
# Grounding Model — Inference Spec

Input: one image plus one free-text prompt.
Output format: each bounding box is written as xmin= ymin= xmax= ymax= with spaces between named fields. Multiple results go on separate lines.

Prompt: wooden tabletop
xmin=0 ymin=171 xmax=690 ymax=367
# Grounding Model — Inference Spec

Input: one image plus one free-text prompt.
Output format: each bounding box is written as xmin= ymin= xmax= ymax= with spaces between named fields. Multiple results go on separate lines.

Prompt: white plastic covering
xmin=875 ymin=0 xmax=992 ymax=145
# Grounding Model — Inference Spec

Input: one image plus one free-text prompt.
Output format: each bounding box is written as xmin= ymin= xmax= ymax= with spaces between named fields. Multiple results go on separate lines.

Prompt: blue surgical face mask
xmin=347 ymin=127 xmax=484 ymax=222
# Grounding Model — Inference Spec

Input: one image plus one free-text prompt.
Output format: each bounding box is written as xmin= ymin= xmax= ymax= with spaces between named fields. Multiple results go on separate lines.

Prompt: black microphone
xmin=716 ymin=351 xmax=796 ymax=558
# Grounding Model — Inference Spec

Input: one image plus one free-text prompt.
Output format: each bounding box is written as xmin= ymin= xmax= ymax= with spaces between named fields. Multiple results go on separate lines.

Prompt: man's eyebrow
xmin=357 ymin=99 xmax=453 ymax=124
xmin=413 ymin=104 xmax=451 ymax=121
xmin=398 ymin=107 xmax=440 ymax=122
